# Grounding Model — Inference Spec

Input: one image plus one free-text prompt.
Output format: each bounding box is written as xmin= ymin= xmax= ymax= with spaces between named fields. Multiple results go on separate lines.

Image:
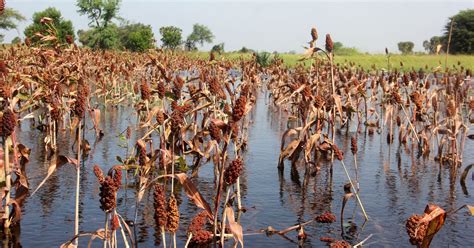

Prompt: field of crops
xmin=0 ymin=25 xmax=473 ymax=248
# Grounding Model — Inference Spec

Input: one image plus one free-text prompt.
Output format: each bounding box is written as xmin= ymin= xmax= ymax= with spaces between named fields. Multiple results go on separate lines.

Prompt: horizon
xmin=3 ymin=0 xmax=473 ymax=53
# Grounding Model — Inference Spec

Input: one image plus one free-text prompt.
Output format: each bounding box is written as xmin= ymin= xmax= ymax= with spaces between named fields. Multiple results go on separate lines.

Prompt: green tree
xmin=443 ymin=9 xmax=474 ymax=54
xmin=397 ymin=41 xmax=414 ymax=54
xmin=0 ymin=8 xmax=26 ymax=42
xmin=159 ymin=26 xmax=182 ymax=49
xmin=333 ymin=41 xmax=343 ymax=51
xmin=119 ymin=23 xmax=155 ymax=52
xmin=78 ymin=25 xmax=120 ymax=50
xmin=24 ymin=7 xmax=75 ymax=45
xmin=11 ymin=37 xmax=21 ymax=44
xmin=186 ymin=23 xmax=214 ymax=50
xmin=77 ymin=0 xmax=121 ymax=28
xmin=423 ymin=36 xmax=443 ymax=54
xmin=211 ymin=43 xmax=224 ymax=54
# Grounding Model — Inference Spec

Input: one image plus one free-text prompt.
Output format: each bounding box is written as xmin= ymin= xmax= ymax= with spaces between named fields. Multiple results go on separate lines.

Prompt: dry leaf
xmin=225 ymin=207 xmax=244 ymax=247
xmin=175 ymin=173 xmax=213 ymax=219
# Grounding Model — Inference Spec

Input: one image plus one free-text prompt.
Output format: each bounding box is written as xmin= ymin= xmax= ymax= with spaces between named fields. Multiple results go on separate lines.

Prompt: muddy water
xmin=11 ymin=92 xmax=474 ymax=247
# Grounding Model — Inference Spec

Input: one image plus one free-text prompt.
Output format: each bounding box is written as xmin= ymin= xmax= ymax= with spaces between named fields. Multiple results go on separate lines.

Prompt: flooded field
xmin=8 ymin=89 xmax=473 ymax=247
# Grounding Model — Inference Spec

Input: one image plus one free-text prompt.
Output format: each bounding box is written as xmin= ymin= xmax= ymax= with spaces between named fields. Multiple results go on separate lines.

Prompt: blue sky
xmin=4 ymin=0 xmax=473 ymax=53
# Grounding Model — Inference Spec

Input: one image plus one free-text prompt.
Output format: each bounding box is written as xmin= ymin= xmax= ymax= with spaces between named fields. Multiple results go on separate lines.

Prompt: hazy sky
xmin=4 ymin=0 xmax=473 ymax=53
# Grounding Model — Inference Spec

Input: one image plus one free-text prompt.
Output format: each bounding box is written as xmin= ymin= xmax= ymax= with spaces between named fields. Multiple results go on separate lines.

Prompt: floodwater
xmin=8 ymin=90 xmax=474 ymax=247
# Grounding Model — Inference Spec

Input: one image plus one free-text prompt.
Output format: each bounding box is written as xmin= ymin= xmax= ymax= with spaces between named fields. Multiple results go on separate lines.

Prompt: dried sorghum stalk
xmin=156 ymin=110 xmax=165 ymax=125
xmin=332 ymin=144 xmax=344 ymax=161
xmin=0 ymin=109 xmax=17 ymax=137
xmin=311 ymin=27 xmax=318 ymax=42
xmin=192 ymin=230 xmax=212 ymax=244
xmin=157 ymin=80 xmax=165 ymax=99
xmin=140 ymin=80 xmax=151 ymax=101
xmin=446 ymin=100 xmax=456 ymax=117
xmin=154 ymin=184 xmax=168 ymax=227
xmin=314 ymin=95 xmax=325 ymax=109
xmin=315 ymin=212 xmax=336 ymax=223
xmin=224 ymin=158 xmax=244 ymax=186
xmin=232 ymin=95 xmax=247 ymax=122
xmin=209 ymin=121 xmax=221 ymax=143
xmin=166 ymin=194 xmax=179 ymax=233
xmin=187 ymin=211 xmax=208 ymax=235
xmin=325 ymin=34 xmax=334 ymax=53
xmin=329 ymin=240 xmax=351 ymax=248
xmin=350 ymin=136 xmax=357 ymax=155
xmin=406 ymin=214 xmax=427 ymax=246
xmin=173 ymin=76 xmax=184 ymax=98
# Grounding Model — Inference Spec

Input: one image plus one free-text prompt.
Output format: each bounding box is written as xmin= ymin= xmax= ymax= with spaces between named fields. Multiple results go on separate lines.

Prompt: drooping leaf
xmin=225 ymin=206 xmax=244 ymax=247
xmin=420 ymin=204 xmax=446 ymax=248
xmin=175 ymin=173 xmax=213 ymax=219
xmin=31 ymin=155 xmax=78 ymax=196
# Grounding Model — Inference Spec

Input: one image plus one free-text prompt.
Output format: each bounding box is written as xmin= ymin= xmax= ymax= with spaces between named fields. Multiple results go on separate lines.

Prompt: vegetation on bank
xmin=185 ymin=51 xmax=474 ymax=70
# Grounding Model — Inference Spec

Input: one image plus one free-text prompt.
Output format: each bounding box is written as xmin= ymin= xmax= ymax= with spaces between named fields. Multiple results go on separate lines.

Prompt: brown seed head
xmin=224 ymin=158 xmax=244 ymax=185
xmin=311 ymin=27 xmax=318 ymax=42
xmin=154 ymin=184 xmax=168 ymax=227
xmin=99 ymin=176 xmax=118 ymax=212
xmin=406 ymin=214 xmax=427 ymax=246
xmin=392 ymin=91 xmax=403 ymax=105
xmin=166 ymin=194 xmax=180 ymax=233
xmin=187 ymin=211 xmax=208 ymax=235
xmin=232 ymin=95 xmax=247 ymax=122
xmin=140 ymin=80 xmax=151 ymax=101
xmin=446 ymin=100 xmax=455 ymax=117
xmin=156 ymin=110 xmax=165 ymax=125
xmin=332 ymin=144 xmax=344 ymax=161
xmin=350 ymin=136 xmax=358 ymax=155
xmin=330 ymin=240 xmax=351 ymax=248
xmin=157 ymin=80 xmax=165 ymax=99
xmin=0 ymin=109 xmax=17 ymax=137
xmin=93 ymin=165 xmax=105 ymax=184
xmin=325 ymin=34 xmax=334 ymax=53
xmin=315 ymin=212 xmax=336 ymax=223
xmin=191 ymin=230 xmax=213 ymax=245
xmin=209 ymin=120 xmax=222 ymax=143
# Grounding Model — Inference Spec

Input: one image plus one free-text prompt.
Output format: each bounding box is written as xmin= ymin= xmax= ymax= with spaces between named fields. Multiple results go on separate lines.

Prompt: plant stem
xmin=3 ymin=136 xmax=11 ymax=229
xmin=184 ymin=233 xmax=192 ymax=248
xmin=161 ymin=226 xmax=166 ymax=248
xmin=340 ymin=160 xmax=368 ymax=220
xmin=104 ymin=212 xmax=109 ymax=248
xmin=74 ymin=122 xmax=82 ymax=246
xmin=220 ymin=187 xmax=231 ymax=246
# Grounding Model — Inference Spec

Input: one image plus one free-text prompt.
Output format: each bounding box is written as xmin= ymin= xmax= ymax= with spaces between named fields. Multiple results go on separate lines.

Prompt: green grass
xmin=186 ymin=51 xmax=474 ymax=71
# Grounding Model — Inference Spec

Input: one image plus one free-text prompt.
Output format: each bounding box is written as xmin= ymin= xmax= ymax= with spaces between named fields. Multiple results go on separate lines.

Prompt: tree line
xmin=0 ymin=2 xmax=473 ymax=54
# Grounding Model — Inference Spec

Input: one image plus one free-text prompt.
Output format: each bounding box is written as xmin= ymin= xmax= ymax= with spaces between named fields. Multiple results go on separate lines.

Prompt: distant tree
xmin=0 ymin=8 xmax=26 ymax=42
xmin=186 ymin=23 xmax=214 ymax=49
xmin=77 ymin=0 xmax=121 ymax=28
xmin=211 ymin=43 xmax=224 ymax=54
xmin=422 ymin=40 xmax=430 ymax=53
xmin=239 ymin=46 xmax=254 ymax=53
xmin=423 ymin=36 xmax=443 ymax=54
xmin=159 ymin=26 xmax=182 ymax=49
xmin=119 ymin=23 xmax=155 ymax=52
xmin=24 ymin=7 xmax=75 ymax=45
xmin=78 ymin=25 xmax=120 ymax=50
xmin=184 ymin=39 xmax=197 ymax=51
xmin=333 ymin=41 xmax=343 ymax=51
xmin=397 ymin=41 xmax=414 ymax=54
xmin=443 ymin=9 xmax=474 ymax=54
xmin=11 ymin=37 xmax=21 ymax=44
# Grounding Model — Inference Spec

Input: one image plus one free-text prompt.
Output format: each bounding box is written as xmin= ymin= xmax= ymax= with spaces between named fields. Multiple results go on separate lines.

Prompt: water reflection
xmin=4 ymin=94 xmax=473 ymax=247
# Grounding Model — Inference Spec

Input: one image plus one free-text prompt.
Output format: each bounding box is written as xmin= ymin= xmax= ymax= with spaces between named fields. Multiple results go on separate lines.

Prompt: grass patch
xmin=185 ymin=51 xmax=474 ymax=71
